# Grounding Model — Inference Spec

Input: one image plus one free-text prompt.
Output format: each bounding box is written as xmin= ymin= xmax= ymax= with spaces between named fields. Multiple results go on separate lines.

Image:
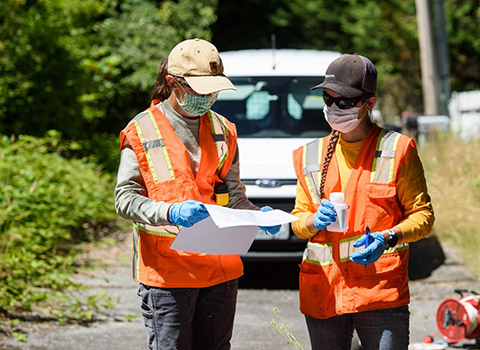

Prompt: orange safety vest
xmin=292 ymin=125 xmax=413 ymax=319
xmin=120 ymin=100 xmax=242 ymax=288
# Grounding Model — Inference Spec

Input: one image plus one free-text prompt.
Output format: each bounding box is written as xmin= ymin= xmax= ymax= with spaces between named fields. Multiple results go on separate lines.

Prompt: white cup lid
xmin=330 ymin=192 xmax=345 ymax=202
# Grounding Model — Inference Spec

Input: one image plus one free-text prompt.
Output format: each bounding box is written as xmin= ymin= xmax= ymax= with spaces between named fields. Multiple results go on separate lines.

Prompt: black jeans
xmin=138 ymin=279 xmax=238 ymax=350
xmin=305 ymin=305 xmax=410 ymax=350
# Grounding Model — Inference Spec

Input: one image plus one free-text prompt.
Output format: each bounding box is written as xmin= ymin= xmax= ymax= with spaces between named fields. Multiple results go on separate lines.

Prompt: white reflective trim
xmin=303 ymin=139 xmax=323 ymax=204
xmin=339 ymin=236 xmax=364 ymax=262
xmin=339 ymin=238 xmax=409 ymax=262
xmin=371 ymin=130 xmax=401 ymax=184
xmin=303 ymin=241 xmax=333 ymax=266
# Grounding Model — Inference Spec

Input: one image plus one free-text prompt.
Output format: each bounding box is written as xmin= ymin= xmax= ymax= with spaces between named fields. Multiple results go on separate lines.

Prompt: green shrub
xmin=0 ymin=131 xmax=118 ymax=319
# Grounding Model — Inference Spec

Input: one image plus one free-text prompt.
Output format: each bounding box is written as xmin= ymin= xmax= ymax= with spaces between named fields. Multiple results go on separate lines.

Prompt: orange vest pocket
xmin=299 ymin=264 xmax=337 ymax=319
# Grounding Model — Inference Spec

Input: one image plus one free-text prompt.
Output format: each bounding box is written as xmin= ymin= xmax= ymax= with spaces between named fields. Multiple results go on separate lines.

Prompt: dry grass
xmin=420 ymin=132 xmax=480 ymax=278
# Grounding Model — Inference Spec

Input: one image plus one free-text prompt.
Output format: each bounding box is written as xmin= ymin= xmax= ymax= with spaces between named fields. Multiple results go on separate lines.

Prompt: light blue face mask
xmin=175 ymin=82 xmax=218 ymax=116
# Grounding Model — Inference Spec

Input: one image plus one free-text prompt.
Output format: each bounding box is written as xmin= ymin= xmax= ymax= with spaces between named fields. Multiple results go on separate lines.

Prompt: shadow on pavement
xmin=239 ymin=261 xmax=300 ymax=290
xmin=408 ymin=234 xmax=446 ymax=280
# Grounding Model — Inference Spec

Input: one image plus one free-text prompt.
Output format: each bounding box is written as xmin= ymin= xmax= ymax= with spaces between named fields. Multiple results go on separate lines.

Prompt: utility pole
xmin=432 ymin=0 xmax=451 ymax=116
xmin=415 ymin=0 xmax=449 ymax=115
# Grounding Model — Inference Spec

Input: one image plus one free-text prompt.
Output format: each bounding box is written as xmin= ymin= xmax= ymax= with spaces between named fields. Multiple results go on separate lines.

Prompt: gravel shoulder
xmin=1 ymin=233 xmax=479 ymax=350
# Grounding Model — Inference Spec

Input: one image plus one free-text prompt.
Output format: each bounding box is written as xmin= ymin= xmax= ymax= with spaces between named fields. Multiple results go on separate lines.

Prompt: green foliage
xmin=84 ymin=0 xmax=218 ymax=134
xmin=0 ymin=131 xmax=118 ymax=319
xmin=0 ymin=0 xmax=89 ymax=138
xmin=213 ymin=0 xmax=421 ymax=119
xmin=0 ymin=0 xmax=218 ymax=144
xmin=213 ymin=0 xmax=480 ymax=121
xmin=1 ymin=0 xmax=479 ymax=142
xmin=445 ymin=0 xmax=480 ymax=92
xmin=342 ymin=1 xmax=419 ymax=120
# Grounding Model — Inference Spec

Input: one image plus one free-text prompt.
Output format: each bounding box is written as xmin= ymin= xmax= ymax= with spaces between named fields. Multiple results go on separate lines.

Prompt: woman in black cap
xmin=291 ymin=54 xmax=434 ymax=349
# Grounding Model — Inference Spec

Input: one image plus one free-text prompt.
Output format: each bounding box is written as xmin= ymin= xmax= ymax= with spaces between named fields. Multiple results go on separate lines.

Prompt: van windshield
xmin=213 ymin=77 xmax=332 ymax=138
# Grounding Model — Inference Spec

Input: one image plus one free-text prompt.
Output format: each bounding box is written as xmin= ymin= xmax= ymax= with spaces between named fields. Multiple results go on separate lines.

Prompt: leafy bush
xmin=0 ymin=131 xmax=118 ymax=319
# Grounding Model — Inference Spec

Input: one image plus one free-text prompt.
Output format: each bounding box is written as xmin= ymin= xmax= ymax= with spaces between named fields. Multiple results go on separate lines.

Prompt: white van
xmin=215 ymin=49 xmax=342 ymax=262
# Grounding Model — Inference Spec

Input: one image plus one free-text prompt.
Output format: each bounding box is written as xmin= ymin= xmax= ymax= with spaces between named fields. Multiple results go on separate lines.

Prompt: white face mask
xmin=323 ymin=102 xmax=367 ymax=133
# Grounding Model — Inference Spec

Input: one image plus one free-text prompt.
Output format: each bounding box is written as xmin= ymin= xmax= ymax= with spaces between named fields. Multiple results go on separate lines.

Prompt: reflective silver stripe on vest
xmin=339 ymin=236 xmax=364 ymax=262
xmin=143 ymin=139 xmax=164 ymax=150
xmin=135 ymin=111 xmax=174 ymax=183
xmin=303 ymin=237 xmax=409 ymax=266
xmin=370 ymin=129 xmax=401 ymax=183
xmin=302 ymin=139 xmax=323 ymax=204
xmin=132 ymin=224 xmax=140 ymax=279
xmin=208 ymin=111 xmax=229 ymax=170
xmin=303 ymin=241 xmax=333 ymax=266
xmin=339 ymin=236 xmax=409 ymax=262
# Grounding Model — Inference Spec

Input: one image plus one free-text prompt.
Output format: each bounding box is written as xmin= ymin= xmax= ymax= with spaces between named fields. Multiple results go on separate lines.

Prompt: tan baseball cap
xmin=167 ymin=38 xmax=236 ymax=95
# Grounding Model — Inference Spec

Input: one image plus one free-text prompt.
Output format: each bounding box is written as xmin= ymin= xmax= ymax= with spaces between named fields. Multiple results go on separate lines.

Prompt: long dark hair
xmin=150 ymin=57 xmax=171 ymax=101
xmin=319 ymin=129 xmax=340 ymax=199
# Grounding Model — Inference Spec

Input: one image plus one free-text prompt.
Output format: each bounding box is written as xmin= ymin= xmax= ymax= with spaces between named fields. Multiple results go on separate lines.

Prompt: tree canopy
xmin=0 ymin=0 xmax=479 ymax=146
xmin=212 ymin=0 xmax=479 ymax=121
xmin=0 ymin=0 xmax=217 ymax=140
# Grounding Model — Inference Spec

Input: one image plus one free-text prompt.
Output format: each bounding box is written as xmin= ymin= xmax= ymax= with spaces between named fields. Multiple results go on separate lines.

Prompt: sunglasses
xmin=322 ymin=91 xmax=366 ymax=110
xmin=174 ymin=76 xmax=215 ymax=97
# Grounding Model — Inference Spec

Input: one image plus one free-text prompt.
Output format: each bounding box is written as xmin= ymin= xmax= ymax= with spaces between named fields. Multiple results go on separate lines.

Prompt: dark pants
xmin=137 ymin=279 xmax=238 ymax=350
xmin=305 ymin=306 xmax=410 ymax=350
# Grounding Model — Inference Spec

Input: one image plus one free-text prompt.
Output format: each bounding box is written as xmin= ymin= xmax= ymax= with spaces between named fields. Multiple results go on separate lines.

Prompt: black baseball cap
xmin=312 ymin=54 xmax=377 ymax=98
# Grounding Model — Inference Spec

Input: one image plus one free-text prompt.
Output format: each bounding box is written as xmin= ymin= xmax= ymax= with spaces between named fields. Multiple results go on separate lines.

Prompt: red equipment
xmin=436 ymin=289 xmax=480 ymax=343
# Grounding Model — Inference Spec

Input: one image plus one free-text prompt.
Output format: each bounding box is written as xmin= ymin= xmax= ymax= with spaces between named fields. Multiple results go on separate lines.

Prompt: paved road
xmin=1 ymin=234 xmax=479 ymax=350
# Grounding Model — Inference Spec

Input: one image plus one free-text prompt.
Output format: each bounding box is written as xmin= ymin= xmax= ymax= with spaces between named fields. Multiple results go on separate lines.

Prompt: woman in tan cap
xmin=115 ymin=38 xmax=279 ymax=350
xmin=291 ymin=54 xmax=434 ymax=349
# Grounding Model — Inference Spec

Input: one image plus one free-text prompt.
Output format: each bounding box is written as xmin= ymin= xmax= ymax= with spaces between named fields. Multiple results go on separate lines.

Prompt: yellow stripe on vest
xmin=133 ymin=221 xmax=178 ymax=237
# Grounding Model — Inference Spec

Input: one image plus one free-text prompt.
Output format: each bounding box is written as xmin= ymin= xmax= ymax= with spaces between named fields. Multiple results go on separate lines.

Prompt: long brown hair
xmin=150 ymin=57 xmax=171 ymax=101
xmin=319 ymin=129 xmax=340 ymax=199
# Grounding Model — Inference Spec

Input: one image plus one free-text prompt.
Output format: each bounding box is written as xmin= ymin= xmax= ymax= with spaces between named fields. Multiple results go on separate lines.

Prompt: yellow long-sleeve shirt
xmin=292 ymin=134 xmax=435 ymax=242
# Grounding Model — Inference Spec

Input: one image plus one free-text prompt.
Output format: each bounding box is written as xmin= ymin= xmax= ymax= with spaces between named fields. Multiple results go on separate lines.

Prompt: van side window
xmin=287 ymin=94 xmax=302 ymax=120
xmin=246 ymin=91 xmax=271 ymax=120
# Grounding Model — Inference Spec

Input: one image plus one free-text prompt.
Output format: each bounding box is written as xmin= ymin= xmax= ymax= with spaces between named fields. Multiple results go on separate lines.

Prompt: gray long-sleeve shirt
xmin=115 ymin=100 xmax=257 ymax=226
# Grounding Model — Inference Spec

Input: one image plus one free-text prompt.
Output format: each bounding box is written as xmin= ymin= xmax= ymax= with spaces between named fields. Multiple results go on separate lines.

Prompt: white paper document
xmin=170 ymin=205 xmax=299 ymax=255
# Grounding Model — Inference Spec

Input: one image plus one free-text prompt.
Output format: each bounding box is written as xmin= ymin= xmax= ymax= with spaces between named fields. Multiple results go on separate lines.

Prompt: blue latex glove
xmin=350 ymin=231 xmax=386 ymax=265
xmin=169 ymin=200 xmax=210 ymax=227
xmin=313 ymin=199 xmax=337 ymax=230
xmin=259 ymin=206 xmax=281 ymax=234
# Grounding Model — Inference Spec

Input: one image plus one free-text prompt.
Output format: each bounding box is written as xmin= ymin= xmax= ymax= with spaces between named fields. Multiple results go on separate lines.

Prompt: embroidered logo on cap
xmin=210 ymin=61 xmax=220 ymax=74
